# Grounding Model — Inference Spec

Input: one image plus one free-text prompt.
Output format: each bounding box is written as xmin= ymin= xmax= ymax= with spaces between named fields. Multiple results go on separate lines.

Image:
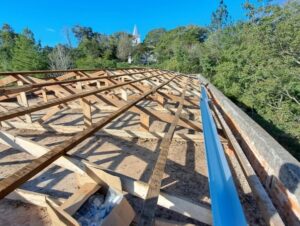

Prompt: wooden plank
xmin=0 ymin=104 xmax=24 ymax=126
xmin=46 ymin=197 xmax=79 ymax=226
xmin=0 ymin=122 xmax=215 ymax=142
xmin=211 ymin=104 xmax=284 ymax=226
xmin=0 ymin=69 xmax=158 ymax=95
xmin=6 ymin=188 xmax=65 ymax=207
xmin=0 ymin=75 xmax=176 ymax=199
xmin=17 ymin=80 xmax=32 ymax=123
xmin=201 ymin=75 xmax=300 ymax=225
xmin=38 ymin=104 xmax=67 ymax=123
xmin=139 ymin=78 xmax=189 ymax=226
xmin=157 ymin=94 xmax=165 ymax=108
xmin=80 ymin=160 xmax=212 ymax=225
xmin=140 ymin=113 xmax=150 ymax=131
xmin=0 ymin=130 xmax=86 ymax=175
xmin=121 ymin=88 xmax=128 ymax=101
xmin=41 ymin=88 xmax=48 ymax=102
xmin=61 ymin=183 xmax=100 ymax=215
xmin=0 ymin=73 xmax=166 ymax=122
xmin=81 ymin=98 xmax=92 ymax=127
xmin=0 ymin=67 xmax=148 ymax=76
xmin=0 ymin=75 xmax=18 ymax=87
xmin=1 ymin=154 xmax=212 ymax=225
xmin=95 ymin=94 xmax=202 ymax=131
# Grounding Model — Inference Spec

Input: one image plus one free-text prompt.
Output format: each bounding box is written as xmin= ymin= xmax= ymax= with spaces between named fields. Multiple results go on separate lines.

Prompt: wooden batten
xmin=140 ymin=113 xmax=150 ymax=131
xmin=81 ymin=98 xmax=92 ymax=127
xmin=17 ymin=80 xmax=32 ymax=123
xmin=60 ymin=183 xmax=101 ymax=215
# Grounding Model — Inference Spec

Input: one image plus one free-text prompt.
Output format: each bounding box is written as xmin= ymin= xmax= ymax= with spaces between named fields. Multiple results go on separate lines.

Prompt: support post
xmin=121 ymin=88 xmax=128 ymax=101
xmin=157 ymin=95 xmax=165 ymax=109
xmin=41 ymin=88 xmax=48 ymax=102
xmin=76 ymin=75 xmax=82 ymax=90
xmin=17 ymin=80 xmax=32 ymax=123
xmin=81 ymin=98 xmax=92 ymax=127
xmin=96 ymin=81 xmax=101 ymax=89
xmin=76 ymin=74 xmax=92 ymax=127
xmin=140 ymin=113 xmax=150 ymax=131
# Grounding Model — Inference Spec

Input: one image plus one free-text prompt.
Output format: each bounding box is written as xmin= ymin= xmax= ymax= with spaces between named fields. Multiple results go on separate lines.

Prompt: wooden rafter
xmin=0 ymin=74 xmax=176 ymax=199
xmin=139 ymin=77 xmax=189 ymax=225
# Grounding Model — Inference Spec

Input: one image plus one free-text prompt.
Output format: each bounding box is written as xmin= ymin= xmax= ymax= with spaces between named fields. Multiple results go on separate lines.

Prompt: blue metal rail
xmin=200 ymin=86 xmax=247 ymax=226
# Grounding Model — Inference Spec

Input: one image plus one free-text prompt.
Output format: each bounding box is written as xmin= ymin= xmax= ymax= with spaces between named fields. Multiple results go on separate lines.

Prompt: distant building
xmin=128 ymin=25 xmax=141 ymax=64
xmin=132 ymin=25 xmax=141 ymax=45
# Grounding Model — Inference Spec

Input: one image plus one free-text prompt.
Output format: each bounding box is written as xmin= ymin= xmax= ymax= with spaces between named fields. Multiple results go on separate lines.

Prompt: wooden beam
xmin=0 ymin=67 xmax=149 ymax=76
xmin=0 ymin=75 xmax=176 ymax=199
xmin=81 ymin=98 xmax=92 ymax=127
xmin=80 ymin=160 xmax=212 ymax=225
xmin=0 ymin=122 xmax=215 ymax=142
xmin=140 ymin=113 xmax=150 ymax=131
xmin=0 ymin=130 xmax=86 ymax=175
xmin=0 ymin=131 xmax=211 ymax=225
xmin=0 ymin=75 xmax=18 ymax=87
xmin=139 ymin=78 xmax=189 ymax=226
xmin=6 ymin=188 xmax=65 ymax=208
xmin=46 ymin=197 xmax=80 ymax=226
xmin=41 ymin=88 xmax=48 ymax=102
xmin=60 ymin=183 xmax=100 ymax=215
xmin=95 ymin=94 xmax=202 ymax=131
xmin=121 ymin=88 xmax=128 ymax=101
xmin=4 ymin=166 xmax=212 ymax=225
xmin=0 ymin=73 xmax=167 ymax=122
xmin=211 ymin=104 xmax=284 ymax=226
xmin=17 ymin=80 xmax=32 ymax=123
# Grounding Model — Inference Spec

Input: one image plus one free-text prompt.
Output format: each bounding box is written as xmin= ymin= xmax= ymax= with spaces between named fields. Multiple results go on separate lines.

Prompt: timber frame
xmin=0 ymin=68 xmax=298 ymax=225
xmin=0 ymin=68 xmax=212 ymax=226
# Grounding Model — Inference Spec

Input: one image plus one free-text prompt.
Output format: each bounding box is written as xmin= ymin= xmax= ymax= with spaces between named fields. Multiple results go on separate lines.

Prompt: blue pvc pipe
xmin=200 ymin=86 xmax=247 ymax=226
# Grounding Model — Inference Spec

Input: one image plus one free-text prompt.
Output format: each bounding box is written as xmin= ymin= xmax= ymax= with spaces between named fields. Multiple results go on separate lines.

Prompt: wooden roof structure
xmin=0 ymin=68 xmax=298 ymax=225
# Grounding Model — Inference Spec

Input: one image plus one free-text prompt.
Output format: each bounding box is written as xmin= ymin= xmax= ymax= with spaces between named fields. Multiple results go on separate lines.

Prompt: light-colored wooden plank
xmin=0 ymin=74 xmax=164 ymax=122
xmin=42 ymin=88 xmax=48 ymax=102
xmin=140 ymin=113 xmax=150 ymax=131
xmin=0 ymin=122 xmax=222 ymax=142
xmin=17 ymin=80 xmax=32 ymax=123
xmin=121 ymin=88 xmax=128 ymax=101
xmin=81 ymin=98 xmax=92 ymax=127
xmin=81 ymin=162 xmax=212 ymax=225
xmin=0 ymin=130 xmax=86 ymax=175
xmin=0 ymin=75 xmax=18 ymax=87
xmin=139 ymin=78 xmax=189 ymax=225
xmin=0 ymin=75 xmax=176 ymax=199
xmin=6 ymin=188 xmax=64 ymax=208
xmin=61 ymin=183 xmax=100 ymax=215
xmin=46 ymin=197 xmax=79 ymax=226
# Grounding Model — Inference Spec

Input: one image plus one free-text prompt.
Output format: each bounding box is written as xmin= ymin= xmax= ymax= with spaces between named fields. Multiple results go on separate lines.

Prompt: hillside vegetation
xmin=0 ymin=1 xmax=299 ymax=159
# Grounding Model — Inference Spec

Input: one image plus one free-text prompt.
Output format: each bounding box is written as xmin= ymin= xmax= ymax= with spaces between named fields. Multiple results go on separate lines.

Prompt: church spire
xmin=132 ymin=25 xmax=141 ymax=45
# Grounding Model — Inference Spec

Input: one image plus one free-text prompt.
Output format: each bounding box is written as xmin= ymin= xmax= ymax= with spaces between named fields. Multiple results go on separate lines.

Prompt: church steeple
xmin=132 ymin=25 xmax=141 ymax=45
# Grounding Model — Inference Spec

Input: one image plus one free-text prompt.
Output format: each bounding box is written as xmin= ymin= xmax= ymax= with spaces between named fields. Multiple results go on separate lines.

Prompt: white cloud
xmin=46 ymin=28 xmax=56 ymax=33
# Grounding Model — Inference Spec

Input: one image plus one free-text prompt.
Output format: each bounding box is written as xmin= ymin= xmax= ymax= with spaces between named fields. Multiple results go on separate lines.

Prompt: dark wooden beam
xmin=0 ymin=75 xmax=176 ymax=199
xmin=138 ymin=77 xmax=189 ymax=226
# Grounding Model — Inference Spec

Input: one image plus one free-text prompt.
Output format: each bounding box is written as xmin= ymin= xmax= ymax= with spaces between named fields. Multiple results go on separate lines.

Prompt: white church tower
xmin=128 ymin=25 xmax=141 ymax=64
xmin=132 ymin=25 xmax=141 ymax=45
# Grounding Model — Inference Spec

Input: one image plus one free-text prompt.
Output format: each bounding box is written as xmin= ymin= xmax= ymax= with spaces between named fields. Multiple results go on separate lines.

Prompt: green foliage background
xmin=0 ymin=1 xmax=299 ymax=159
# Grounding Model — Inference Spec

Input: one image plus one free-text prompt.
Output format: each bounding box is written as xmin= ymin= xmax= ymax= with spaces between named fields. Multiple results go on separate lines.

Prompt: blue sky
xmin=0 ymin=0 xmax=282 ymax=46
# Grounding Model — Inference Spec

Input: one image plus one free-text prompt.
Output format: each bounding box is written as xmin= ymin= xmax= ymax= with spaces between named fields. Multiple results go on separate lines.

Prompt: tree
xmin=0 ymin=24 xmax=16 ymax=70
xmin=210 ymin=0 xmax=229 ymax=31
xmin=72 ymin=25 xmax=94 ymax=41
xmin=48 ymin=44 xmax=73 ymax=70
xmin=200 ymin=1 xmax=300 ymax=159
xmin=116 ymin=33 xmax=133 ymax=61
xmin=11 ymin=28 xmax=46 ymax=71
xmin=144 ymin=28 xmax=166 ymax=47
